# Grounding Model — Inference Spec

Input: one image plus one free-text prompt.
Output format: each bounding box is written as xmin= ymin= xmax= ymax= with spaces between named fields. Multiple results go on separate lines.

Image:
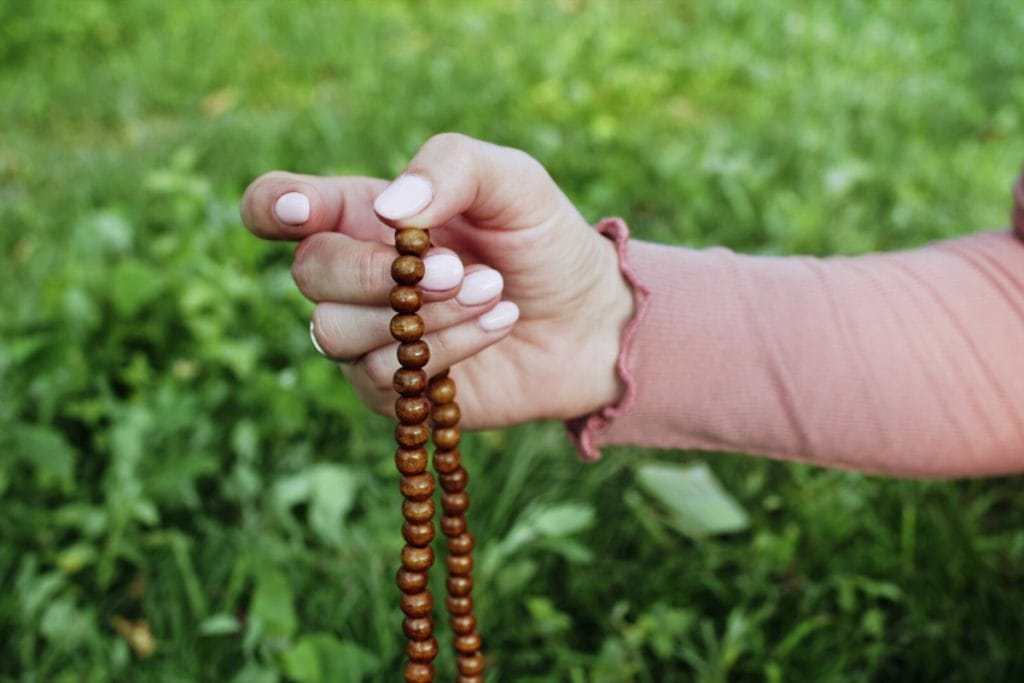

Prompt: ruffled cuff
xmin=565 ymin=217 xmax=651 ymax=461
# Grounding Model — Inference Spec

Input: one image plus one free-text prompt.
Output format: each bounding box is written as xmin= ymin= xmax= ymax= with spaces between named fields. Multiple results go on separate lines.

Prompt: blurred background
xmin=2 ymin=1 xmax=1023 ymax=681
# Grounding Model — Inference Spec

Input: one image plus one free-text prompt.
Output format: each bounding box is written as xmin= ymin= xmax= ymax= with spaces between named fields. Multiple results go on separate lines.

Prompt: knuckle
xmin=359 ymin=246 xmax=392 ymax=298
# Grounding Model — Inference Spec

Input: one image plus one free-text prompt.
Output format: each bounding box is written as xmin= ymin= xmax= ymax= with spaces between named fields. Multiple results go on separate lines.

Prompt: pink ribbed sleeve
xmin=569 ymin=175 xmax=1024 ymax=478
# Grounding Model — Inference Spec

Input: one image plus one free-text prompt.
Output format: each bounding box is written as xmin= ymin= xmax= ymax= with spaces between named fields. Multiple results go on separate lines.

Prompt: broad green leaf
xmin=111 ymin=260 xmax=165 ymax=316
xmin=250 ymin=571 xmax=297 ymax=640
xmin=634 ymin=461 xmax=749 ymax=538
xmin=199 ymin=613 xmax=242 ymax=637
xmin=308 ymin=464 xmax=356 ymax=547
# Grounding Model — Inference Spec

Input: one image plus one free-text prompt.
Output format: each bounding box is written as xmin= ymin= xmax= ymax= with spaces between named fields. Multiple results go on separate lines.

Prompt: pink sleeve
xmin=569 ymin=174 xmax=1024 ymax=478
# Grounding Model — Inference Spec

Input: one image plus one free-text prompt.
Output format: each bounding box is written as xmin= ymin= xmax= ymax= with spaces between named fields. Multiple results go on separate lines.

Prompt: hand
xmin=240 ymin=133 xmax=633 ymax=429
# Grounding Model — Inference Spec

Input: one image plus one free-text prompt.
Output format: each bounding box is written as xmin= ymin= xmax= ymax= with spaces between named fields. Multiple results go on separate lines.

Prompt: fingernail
xmin=309 ymin=321 xmax=326 ymax=356
xmin=374 ymin=174 xmax=433 ymax=220
xmin=275 ymin=191 xmax=310 ymax=224
xmin=456 ymin=268 xmax=504 ymax=306
xmin=478 ymin=301 xmax=519 ymax=332
xmin=420 ymin=253 xmax=464 ymax=291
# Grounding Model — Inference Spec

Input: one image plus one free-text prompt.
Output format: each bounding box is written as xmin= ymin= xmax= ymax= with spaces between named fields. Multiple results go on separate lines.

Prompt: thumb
xmin=372 ymin=133 xmax=576 ymax=232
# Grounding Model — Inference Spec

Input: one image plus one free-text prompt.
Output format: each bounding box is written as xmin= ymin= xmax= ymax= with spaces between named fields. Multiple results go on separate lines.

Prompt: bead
xmin=439 ymin=466 xmax=468 ymax=493
xmin=401 ymin=545 xmax=434 ymax=572
xmin=447 ymin=575 xmax=473 ymax=597
xmin=403 ymin=499 xmax=435 ymax=523
xmin=390 ymin=285 xmax=423 ymax=313
xmin=457 ymin=676 xmax=484 ymax=683
xmin=402 ymin=521 xmax=435 ymax=546
xmin=401 ymin=590 xmax=434 ymax=618
xmin=447 ymin=532 xmax=475 ymax=555
xmin=398 ymin=341 xmax=430 ymax=369
xmin=391 ymin=314 xmax=425 ymax=343
xmin=404 ymin=616 xmax=433 ymax=641
xmin=396 ymin=423 xmax=430 ymax=448
xmin=442 ymin=491 xmax=469 ymax=514
xmin=400 ymin=473 xmax=435 ymax=501
xmin=394 ymin=368 xmax=427 ymax=396
xmin=397 ymin=567 xmax=428 ymax=594
xmin=450 ymin=614 xmax=476 ymax=636
xmin=395 ymin=228 xmax=430 ymax=256
xmin=455 ymin=631 xmax=482 ymax=654
xmin=433 ymin=426 xmax=460 ymax=450
xmin=395 ymin=448 xmax=428 ymax=475
xmin=407 ymin=636 xmax=439 ymax=663
xmin=446 ymin=595 xmax=473 ymax=616
xmin=404 ymin=661 xmax=434 ymax=683
xmin=441 ymin=514 xmax=466 ymax=536
xmin=447 ymin=553 xmax=473 ymax=575
xmin=427 ymin=377 xmax=456 ymax=404
xmin=432 ymin=449 xmax=461 ymax=474
xmin=457 ymin=653 xmax=485 ymax=676
xmin=396 ymin=397 xmax=431 ymax=424
xmin=392 ymin=255 xmax=425 ymax=285
xmin=431 ymin=402 xmax=461 ymax=427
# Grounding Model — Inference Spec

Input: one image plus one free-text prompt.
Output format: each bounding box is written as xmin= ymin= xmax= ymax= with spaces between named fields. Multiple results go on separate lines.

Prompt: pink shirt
xmin=570 ymin=174 xmax=1024 ymax=478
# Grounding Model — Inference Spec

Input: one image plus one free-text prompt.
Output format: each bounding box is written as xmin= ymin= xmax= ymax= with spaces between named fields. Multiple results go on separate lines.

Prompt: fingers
xmin=240 ymin=171 xmax=390 ymax=241
xmin=372 ymin=132 xmax=575 ymax=232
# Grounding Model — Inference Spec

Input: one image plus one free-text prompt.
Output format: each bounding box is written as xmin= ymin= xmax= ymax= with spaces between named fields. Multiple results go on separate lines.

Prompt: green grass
xmin=2 ymin=1 xmax=1023 ymax=681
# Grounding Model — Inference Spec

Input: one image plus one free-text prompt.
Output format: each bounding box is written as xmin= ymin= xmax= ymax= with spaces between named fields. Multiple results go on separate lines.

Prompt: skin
xmin=240 ymin=133 xmax=634 ymax=429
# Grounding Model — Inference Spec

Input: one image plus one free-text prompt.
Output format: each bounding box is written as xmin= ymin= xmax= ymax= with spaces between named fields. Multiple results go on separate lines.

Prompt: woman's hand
xmin=240 ymin=133 xmax=633 ymax=429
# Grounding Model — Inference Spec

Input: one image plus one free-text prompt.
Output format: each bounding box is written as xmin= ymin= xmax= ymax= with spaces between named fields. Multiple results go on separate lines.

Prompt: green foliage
xmin=2 ymin=0 xmax=1023 ymax=681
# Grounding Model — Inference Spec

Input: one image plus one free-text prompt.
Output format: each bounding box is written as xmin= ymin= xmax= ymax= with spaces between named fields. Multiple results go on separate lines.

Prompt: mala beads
xmin=390 ymin=228 xmax=484 ymax=683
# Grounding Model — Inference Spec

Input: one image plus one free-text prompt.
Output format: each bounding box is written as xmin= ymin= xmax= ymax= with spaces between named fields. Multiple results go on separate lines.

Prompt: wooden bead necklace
xmin=390 ymin=227 xmax=484 ymax=683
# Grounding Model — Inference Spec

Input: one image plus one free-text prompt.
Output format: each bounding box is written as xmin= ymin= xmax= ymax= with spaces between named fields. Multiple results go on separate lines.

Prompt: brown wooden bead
xmin=447 ymin=532 xmax=475 ymax=555
xmin=400 ymin=473 xmax=435 ymax=501
xmin=390 ymin=285 xmax=423 ymax=313
xmin=431 ymin=402 xmax=461 ymax=427
xmin=397 ymin=567 xmax=428 ymax=594
xmin=455 ymin=631 xmax=482 ymax=655
xmin=447 ymin=574 xmax=473 ymax=597
xmin=432 ymin=449 xmax=461 ymax=474
xmin=402 ymin=521 xmax=435 ymax=546
xmin=395 ymin=448 xmax=428 ymax=475
xmin=446 ymin=595 xmax=473 ymax=616
xmin=433 ymin=426 xmax=461 ymax=450
xmin=396 ymin=423 xmax=430 ymax=448
xmin=404 ymin=661 xmax=434 ymax=683
xmin=392 ymin=255 xmax=425 ymax=285
xmin=401 ymin=545 xmax=434 ymax=572
xmin=407 ymin=636 xmax=439 ymax=662
xmin=456 ymin=676 xmax=483 ymax=683
xmin=457 ymin=653 xmax=485 ymax=676
xmin=396 ymin=397 xmax=430 ymax=424
xmin=446 ymin=553 xmax=473 ymax=575
xmin=402 ymin=499 xmax=435 ymax=524
xmin=439 ymin=466 xmax=468 ymax=493
xmin=395 ymin=228 xmax=430 ymax=256
xmin=391 ymin=314 xmax=425 ymax=343
xmin=442 ymin=491 xmax=469 ymax=514
xmin=401 ymin=590 xmax=434 ymax=618
xmin=403 ymin=616 xmax=433 ymax=640
xmin=398 ymin=341 xmax=430 ymax=369
xmin=450 ymin=614 xmax=477 ymax=636
xmin=427 ymin=376 xmax=456 ymax=403
xmin=441 ymin=514 xmax=467 ymax=536
xmin=394 ymin=368 xmax=427 ymax=396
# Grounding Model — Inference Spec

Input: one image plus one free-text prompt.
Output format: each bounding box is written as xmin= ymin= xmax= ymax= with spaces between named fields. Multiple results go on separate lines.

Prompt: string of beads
xmin=390 ymin=227 xmax=484 ymax=683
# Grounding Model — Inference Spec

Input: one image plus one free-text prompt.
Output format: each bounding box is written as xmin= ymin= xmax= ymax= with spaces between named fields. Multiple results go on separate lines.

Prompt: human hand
xmin=240 ymin=133 xmax=633 ymax=429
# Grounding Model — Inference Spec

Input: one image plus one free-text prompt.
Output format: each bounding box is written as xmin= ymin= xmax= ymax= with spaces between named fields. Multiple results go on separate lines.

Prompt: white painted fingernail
xmin=478 ymin=301 xmax=519 ymax=332
xmin=456 ymin=268 xmax=503 ymax=306
xmin=374 ymin=174 xmax=433 ymax=220
xmin=420 ymin=253 xmax=464 ymax=291
xmin=275 ymin=192 xmax=310 ymax=224
xmin=309 ymin=321 xmax=326 ymax=356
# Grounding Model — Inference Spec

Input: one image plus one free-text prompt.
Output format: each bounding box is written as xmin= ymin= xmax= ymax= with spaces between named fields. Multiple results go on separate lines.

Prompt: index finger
xmin=239 ymin=171 xmax=391 ymax=242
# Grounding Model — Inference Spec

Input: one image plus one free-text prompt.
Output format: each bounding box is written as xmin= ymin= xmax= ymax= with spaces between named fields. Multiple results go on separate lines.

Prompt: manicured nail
xmin=309 ymin=321 xmax=326 ymax=356
xmin=275 ymin=191 xmax=310 ymax=224
xmin=478 ymin=301 xmax=519 ymax=332
xmin=456 ymin=268 xmax=504 ymax=306
xmin=374 ymin=174 xmax=433 ymax=220
xmin=420 ymin=253 xmax=464 ymax=291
